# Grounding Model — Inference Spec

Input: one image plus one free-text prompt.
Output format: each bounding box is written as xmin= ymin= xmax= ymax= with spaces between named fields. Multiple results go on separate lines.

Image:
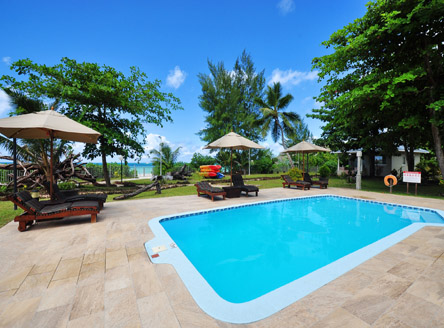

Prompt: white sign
xmin=403 ymin=171 xmax=421 ymax=184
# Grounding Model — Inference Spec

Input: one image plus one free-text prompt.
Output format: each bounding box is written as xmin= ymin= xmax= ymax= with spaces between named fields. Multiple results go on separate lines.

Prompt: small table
xmin=222 ymin=186 xmax=242 ymax=198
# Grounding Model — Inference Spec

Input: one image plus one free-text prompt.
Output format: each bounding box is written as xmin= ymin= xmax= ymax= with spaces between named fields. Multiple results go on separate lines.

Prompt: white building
xmin=336 ymin=147 xmax=428 ymax=177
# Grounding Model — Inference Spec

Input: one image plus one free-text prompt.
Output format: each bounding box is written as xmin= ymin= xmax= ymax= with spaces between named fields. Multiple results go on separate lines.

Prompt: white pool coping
xmin=145 ymin=194 xmax=444 ymax=324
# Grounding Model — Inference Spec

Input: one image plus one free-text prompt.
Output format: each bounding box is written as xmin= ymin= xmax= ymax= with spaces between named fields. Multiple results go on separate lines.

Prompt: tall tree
xmin=1 ymin=58 xmax=182 ymax=186
xmin=0 ymin=88 xmax=69 ymax=180
xmin=198 ymin=50 xmax=265 ymax=144
xmin=149 ymin=142 xmax=181 ymax=175
xmin=310 ymin=0 xmax=444 ymax=177
xmin=254 ymin=82 xmax=301 ymax=167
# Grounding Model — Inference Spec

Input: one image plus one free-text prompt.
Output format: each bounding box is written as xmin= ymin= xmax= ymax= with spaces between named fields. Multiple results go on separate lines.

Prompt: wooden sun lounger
xmin=232 ymin=174 xmax=259 ymax=196
xmin=281 ymin=175 xmax=311 ymax=190
xmin=304 ymin=173 xmax=328 ymax=189
xmin=195 ymin=182 xmax=226 ymax=201
xmin=8 ymin=191 xmax=100 ymax=232
xmin=44 ymin=182 xmax=107 ymax=209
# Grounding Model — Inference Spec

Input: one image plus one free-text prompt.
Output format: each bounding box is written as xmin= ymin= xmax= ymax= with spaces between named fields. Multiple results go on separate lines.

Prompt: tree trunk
xmin=429 ymin=111 xmax=444 ymax=180
xmin=114 ymin=181 xmax=161 ymax=200
xmin=101 ymin=147 xmax=112 ymax=187
xmin=403 ymin=143 xmax=415 ymax=172
xmin=278 ymin=119 xmax=294 ymax=168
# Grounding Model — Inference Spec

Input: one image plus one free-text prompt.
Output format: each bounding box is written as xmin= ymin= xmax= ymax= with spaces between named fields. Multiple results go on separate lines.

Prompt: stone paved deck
xmin=0 ymin=187 xmax=443 ymax=327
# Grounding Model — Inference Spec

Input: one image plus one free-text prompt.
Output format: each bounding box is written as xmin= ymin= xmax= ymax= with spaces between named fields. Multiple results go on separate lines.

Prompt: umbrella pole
xmin=50 ymin=132 xmax=54 ymax=200
xmin=13 ymin=138 xmax=17 ymax=210
xmin=230 ymin=148 xmax=233 ymax=186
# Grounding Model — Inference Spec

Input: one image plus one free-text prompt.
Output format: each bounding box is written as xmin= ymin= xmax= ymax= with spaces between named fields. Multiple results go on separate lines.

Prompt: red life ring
xmin=384 ymin=175 xmax=397 ymax=187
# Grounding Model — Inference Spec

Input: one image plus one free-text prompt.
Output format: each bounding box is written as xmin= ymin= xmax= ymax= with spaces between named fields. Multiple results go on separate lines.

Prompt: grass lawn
xmin=1 ymin=174 xmax=442 ymax=229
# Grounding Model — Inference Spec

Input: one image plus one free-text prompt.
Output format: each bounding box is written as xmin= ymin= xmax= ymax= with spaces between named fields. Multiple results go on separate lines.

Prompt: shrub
xmin=252 ymin=156 xmax=274 ymax=174
xmin=287 ymin=167 xmax=303 ymax=181
xmin=319 ymin=164 xmax=331 ymax=178
xmin=324 ymin=160 xmax=337 ymax=175
xmin=58 ymin=181 xmax=76 ymax=190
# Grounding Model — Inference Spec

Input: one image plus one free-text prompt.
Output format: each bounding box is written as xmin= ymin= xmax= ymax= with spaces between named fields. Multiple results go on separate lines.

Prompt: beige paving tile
xmin=32 ymin=304 xmax=71 ymax=328
xmin=126 ymin=243 xmax=146 ymax=256
xmin=342 ymin=288 xmax=394 ymax=324
xmin=355 ymin=257 xmax=396 ymax=276
xmin=310 ymin=307 xmax=370 ymax=328
xmin=48 ymin=276 xmax=78 ymax=289
xmin=0 ymin=266 xmax=33 ymax=292
xmin=105 ymin=286 xmax=141 ymax=328
xmin=52 ymin=257 xmax=83 ymax=281
xmin=67 ymin=311 xmax=104 ymax=328
xmin=29 ymin=261 xmax=59 ymax=275
xmin=38 ymin=277 xmax=77 ymax=311
xmin=132 ymin=267 xmax=163 ymax=299
xmin=388 ymin=292 xmax=444 ymax=328
xmin=0 ymin=296 xmax=41 ymax=327
xmin=387 ymin=261 xmax=425 ymax=282
xmin=372 ymin=312 xmax=413 ymax=328
xmin=367 ymin=273 xmax=412 ymax=299
xmin=406 ymin=276 xmax=444 ymax=307
xmin=15 ymin=271 xmax=53 ymax=295
xmin=326 ymin=269 xmax=374 ymax=295
xmin=83 ymin=251 xmax=105 ymax=265
xmin=174 ymin=307 xmax=220 ymax=328
xmin=78 ymin=261 xmax=105 ymax=287
xmin=105 ymin=265 xmax=132 ymax=293
xmin=297 ymin=284 xmax=353 ymax=319
xmin=0 ymin=289 xmax=17 ymax=307
xmin=137 ymin=291 xmax=180 ymax=328
xmin=128 ymin=251 xmax=152 ymax=273
xmin=105 ymin=248 xmax=128 ymax=270
xmin=249 ymin=302 xmax=320 ymax=328
xmin=70 ymin=281 xmax=104 ymax=321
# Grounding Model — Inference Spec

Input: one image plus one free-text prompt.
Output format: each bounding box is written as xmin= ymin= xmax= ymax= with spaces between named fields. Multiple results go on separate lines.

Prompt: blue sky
xmin=0 ymin=0 xmax=367 ymax=163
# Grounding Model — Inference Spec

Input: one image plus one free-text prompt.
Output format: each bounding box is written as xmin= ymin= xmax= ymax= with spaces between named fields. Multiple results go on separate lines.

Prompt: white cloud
xmin=277 ymin=0 xmax=295 ymax=15
xmin=2 ymin=56 xmax=11 ymax=65
xmin=262 ymin=141 xmax=285 ymax=157
xmin=269 ymin=69 xmax=318 ymax=87
xmin=144 ymin=133 xmax=169 ymax=154
xmin=166 ymin=66 xmax=187 ymax=89
xmin=0 ymin=90 xmax=11 ymax=116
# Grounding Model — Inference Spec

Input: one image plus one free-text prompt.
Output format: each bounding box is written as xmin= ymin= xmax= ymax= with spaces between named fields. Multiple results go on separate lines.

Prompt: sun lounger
xmin=304 ymin=173 xmax=328 ymax=189
xmin=232 ymin=174 xmax=259 ymax=196
xmin=281 ymin=175 xmax=311 ymax=190
xmin=195 ymin=182 xmax=226 ymax=201
xmin=8 ymin=191 xmax=100 ymax=232
xmin=44 ymin=182 xmax=107 ymax=209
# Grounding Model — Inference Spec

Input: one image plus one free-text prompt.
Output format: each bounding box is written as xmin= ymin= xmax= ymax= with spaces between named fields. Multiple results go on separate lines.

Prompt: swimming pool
xmin=145 ymin=195 xmax=444 ymax=323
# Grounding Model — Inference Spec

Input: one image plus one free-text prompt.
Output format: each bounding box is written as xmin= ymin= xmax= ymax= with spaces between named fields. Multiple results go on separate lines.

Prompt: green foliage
xmin=287 ymin=167 xmax=303 ymax=181
xmin=85 ymin=163 xmax=136 ymax=179
xmin=150 ymin=142 xmax=181 ymax=175
xmin=415 ymin=157 xmax=441 ymax=182
xmin=198 ymin=50 xmax=265 ymax=144
xmin=319 ymin=164 xmax=331 ymax=178
xmin=1 ymin=57 xmax=182 ymax=186
xmin=251 ymin=149 xmax=274 ymax=174
xmin=57 ymin=181 xmax=76 ymax=190
xmin=309 ymin=0 xmax=444 ymax=178
xmin=190 ymin=153 xmax=216 ymax=170
xmin=324 ymin=160 xmax=337 ymax=176
xmin=254 ymin=82 xmax=302 ymax=167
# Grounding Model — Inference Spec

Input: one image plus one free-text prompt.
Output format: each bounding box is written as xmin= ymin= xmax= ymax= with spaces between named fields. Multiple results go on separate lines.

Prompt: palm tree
xmin=149 ymin=142 xmax=181 ymax=175
xmin=254 ymin=82 xmax=301 ymax=167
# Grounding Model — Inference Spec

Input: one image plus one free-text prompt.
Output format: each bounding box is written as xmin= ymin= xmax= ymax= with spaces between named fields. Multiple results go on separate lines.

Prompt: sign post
xmin=403 ymin=171 xmax=421 ymax=196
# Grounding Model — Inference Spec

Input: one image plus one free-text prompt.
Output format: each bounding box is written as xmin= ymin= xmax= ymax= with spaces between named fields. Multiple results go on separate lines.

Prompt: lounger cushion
xmin=70 ymin=201 xmax=99 ymax=209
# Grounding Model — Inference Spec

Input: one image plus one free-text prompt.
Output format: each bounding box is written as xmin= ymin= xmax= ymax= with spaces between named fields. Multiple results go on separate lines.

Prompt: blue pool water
xmin=160 ymin=196 xmax=443 ymax=304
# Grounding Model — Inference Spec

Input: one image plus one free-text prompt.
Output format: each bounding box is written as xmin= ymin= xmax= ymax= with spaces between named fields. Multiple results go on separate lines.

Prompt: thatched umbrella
xmin=0 ymin=109 xmax=101 ymax=198
xmin=204 ymin=132 xmax=264 ymax=185
xmin=282 ymin=140 xmax=330 ymax=177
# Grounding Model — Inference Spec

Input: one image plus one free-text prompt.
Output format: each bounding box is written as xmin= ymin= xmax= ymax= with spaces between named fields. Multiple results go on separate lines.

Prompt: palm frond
xmin=271 ymin=120 xmax=280 ymax=142
xmin=277 ymin=94 xmax=294 ymax=110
